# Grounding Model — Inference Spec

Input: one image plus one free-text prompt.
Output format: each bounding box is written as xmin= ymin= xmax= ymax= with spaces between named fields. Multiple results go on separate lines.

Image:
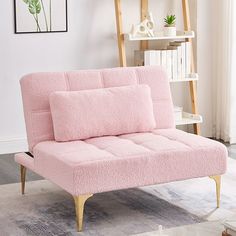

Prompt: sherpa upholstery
xmin=20 ymin=66 xmax=175 ymax=153
xmin=32 ymin=129 xmax=227 ymax=196
xmin=49 ymin=85 xmax=156 ymax=141
xmin=15 ymin=66 xmax=227 ymax=197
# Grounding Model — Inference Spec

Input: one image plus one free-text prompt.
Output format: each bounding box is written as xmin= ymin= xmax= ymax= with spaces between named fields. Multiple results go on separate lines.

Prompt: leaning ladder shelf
xmin=114 ymin=0 xmax=201 ymax=135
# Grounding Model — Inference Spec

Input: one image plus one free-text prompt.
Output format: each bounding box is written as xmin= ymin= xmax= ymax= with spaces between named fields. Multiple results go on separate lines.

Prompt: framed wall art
xmin=14 ymin=0 xmax=68 ymax=34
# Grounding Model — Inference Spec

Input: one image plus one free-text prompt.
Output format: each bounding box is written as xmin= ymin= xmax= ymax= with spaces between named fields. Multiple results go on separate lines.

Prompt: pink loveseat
xmin=15 ymin=66 xmax=227 ymax=231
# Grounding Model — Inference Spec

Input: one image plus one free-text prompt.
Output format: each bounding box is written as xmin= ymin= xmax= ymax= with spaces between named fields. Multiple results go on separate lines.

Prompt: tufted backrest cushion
xmin=20 ymin=66 xmax=175 ymax=152
xmin=49 ymin=85 xmax=156 ymax=141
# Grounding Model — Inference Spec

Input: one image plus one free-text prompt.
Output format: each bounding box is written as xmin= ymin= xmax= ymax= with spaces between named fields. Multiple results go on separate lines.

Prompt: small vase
xmin=163 ymin=26 xmax=176 ymax=37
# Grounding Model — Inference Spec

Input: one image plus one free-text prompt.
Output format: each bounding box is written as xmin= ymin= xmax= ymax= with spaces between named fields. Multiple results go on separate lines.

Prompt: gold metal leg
xmin=73 ymin=194 xmax=93 ymax=232
xmin=20 ymin=165 xmax=26 ymax=195
xmin=210 ymin=175 xmax=221 ymax=208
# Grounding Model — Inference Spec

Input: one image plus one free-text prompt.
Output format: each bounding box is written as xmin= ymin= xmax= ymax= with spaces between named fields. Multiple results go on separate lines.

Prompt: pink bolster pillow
xmin=49 ymin=85 xmax=156 ymax=141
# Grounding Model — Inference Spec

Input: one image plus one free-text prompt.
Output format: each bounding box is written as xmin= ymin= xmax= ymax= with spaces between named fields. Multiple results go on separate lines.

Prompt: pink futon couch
xmin=15 ymin=66 xmax=227 ymax=231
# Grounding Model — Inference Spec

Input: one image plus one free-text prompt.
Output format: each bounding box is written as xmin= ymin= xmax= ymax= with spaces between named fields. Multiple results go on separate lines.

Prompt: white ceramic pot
xmin=163 ymin=26 xmax=176 ymax=37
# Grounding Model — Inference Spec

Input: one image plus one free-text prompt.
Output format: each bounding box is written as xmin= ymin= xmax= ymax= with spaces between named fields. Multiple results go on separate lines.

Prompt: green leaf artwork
xmin=28 ymin=0 xmax=41 ymax=14
xmin=21 ymin=0 xmax=52 ymax=32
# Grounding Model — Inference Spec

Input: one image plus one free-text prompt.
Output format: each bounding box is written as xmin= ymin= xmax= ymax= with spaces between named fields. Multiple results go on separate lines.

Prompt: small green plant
xmin=164 ymin=15 xmax=176 ymax=27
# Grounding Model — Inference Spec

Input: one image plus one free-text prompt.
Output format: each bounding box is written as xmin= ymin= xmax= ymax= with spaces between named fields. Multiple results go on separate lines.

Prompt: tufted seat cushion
xmin=33 ymin=129 xmax=227 ymax=196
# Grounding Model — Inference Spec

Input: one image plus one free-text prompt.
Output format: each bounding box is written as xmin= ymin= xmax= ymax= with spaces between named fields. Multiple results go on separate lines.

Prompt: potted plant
xmin=163 ymin=14 xmax=176 ymax=37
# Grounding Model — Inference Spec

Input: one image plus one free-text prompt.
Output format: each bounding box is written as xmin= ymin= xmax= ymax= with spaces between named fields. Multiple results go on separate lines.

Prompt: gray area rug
xmin=1 ymin=158 xmax=236 ymax=236
xmin=0 ymin=181 xmax=202 ymax=236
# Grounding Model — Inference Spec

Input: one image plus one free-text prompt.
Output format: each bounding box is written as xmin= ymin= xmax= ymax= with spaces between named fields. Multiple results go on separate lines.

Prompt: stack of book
xmin=134 ymin=41 xmax=191 ymax=80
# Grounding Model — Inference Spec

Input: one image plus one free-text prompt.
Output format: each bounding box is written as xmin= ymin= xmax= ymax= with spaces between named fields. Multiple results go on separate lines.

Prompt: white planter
xmin=163 ymin=26 xmax=176 ymax=37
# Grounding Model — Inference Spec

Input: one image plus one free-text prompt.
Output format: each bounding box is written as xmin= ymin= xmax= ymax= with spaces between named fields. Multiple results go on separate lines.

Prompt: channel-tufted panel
xmin=20 ymin=66 xmax=175 ymax=152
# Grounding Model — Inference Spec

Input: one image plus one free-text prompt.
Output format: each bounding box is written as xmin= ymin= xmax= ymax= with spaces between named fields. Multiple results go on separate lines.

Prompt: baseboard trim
xmin=230 ymin=137 xmax=236 ymax=144
xmin=0 ymin=137 xmax=28 ymax=155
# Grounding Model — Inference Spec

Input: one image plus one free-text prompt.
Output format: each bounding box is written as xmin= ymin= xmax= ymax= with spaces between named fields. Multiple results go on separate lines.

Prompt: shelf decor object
xmin=134 ymin=42 xmax=194 ymax=80
xmin=130 ymin=12 xmax=155 ymax=38
xmin=114 ymin=0 xmax=201 ymax=135
xmin=163 ymin=14 xmax=177 ymax=37
xmin=14 ymin=0 xmax=68 ymax=34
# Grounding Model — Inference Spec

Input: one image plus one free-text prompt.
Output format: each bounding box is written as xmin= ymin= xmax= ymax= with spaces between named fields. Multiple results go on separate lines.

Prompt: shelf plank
xmin=124 ymin=31 xmax=195 ymax=41
xmin=175 ymin=112 xmax=203 ymax=126
xmin=169 ymin=73 xmax=198 ymax=83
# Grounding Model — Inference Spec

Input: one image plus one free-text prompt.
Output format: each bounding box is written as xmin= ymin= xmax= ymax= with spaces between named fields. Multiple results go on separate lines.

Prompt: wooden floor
xmin=0 ymin=143 xmax=235 ymax=185
xmin=0 ymin=153 xmax=42 ymax=185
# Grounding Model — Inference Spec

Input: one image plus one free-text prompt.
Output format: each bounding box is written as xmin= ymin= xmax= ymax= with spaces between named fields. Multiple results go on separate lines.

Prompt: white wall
xmin=0 ymin=0 xmax=210 ymax=155
xmin=195 ymin=0 xmax=224 ymax=138
xmin=196 ymin=0 xmax=214 ymax=138
xmin=0 ymin=0 xmax=119 ymax=154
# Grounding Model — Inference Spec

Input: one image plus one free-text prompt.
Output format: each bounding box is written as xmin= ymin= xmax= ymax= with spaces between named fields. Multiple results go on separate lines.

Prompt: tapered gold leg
xmin=73 ymin=194 xmax=93 ymax=232
xmin=20 ymin=165 xmax=26 ymax=195
xmin=210 ymin=175 xmax=221 ymax=208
